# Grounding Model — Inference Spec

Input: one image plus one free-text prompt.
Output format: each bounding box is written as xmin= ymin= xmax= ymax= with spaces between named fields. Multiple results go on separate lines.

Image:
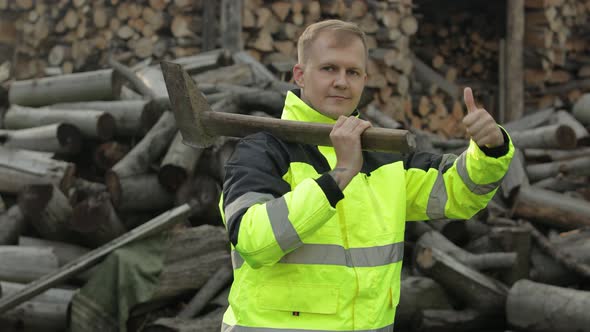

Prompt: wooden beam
xmin=506 ymin=0 xmax=524 ymax=121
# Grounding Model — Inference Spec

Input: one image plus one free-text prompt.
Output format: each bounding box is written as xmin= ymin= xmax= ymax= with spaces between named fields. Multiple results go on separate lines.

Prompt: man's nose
xmin=333 ymin=70 xmax=348 ymax=89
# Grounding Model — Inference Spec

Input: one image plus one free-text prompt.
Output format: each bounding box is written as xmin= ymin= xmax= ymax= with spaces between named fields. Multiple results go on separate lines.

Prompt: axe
xmin=161 ymin=61 xmax=415 ymax=153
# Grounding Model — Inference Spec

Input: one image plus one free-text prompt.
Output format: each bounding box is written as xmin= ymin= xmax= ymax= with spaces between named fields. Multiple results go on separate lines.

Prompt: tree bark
xmin=177 ymin=263 xmax=232 ymax=318
xmin=0 ymin=281 xmax=74 ymax=332
xmin=572 ymin=93 xmax=590 ymax=125
xmin=509 ymin=124 xmax=577 ymax=149
xmin=0 ymin=123 xmax=82 ymax=155
xmin=526 ymin=155 xmax=590 ymax=182
xmin=413 ymin=309 xmax=504 ymax=332
xmin=512 ymin=186 xmax=590 ymax=229
xmin=506 ymin=279 xmax=590 ymax=332
xmin=5 ymin=105 xmax=116 ymax=140
xmin=8 ymin=69 xmax=123 ymax=107
xmin=0 ymin=147 xmax=76 ymax=194
xmin=0 ymin=246 xmax=58 ymax=283
xmin=50 ymin=100 xmax=163 ymax=136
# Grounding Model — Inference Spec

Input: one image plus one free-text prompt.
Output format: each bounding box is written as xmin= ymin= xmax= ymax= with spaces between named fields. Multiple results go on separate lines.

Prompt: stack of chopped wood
xmin=407 ymin=1 xmax=504 ymax=139
xmin=524 ymin=0 xmax=590 ymax=109
xmin=240 ymin=0 xmax=418 ymax=125
xmin=1 ymin=0 xmax=215 ymax=80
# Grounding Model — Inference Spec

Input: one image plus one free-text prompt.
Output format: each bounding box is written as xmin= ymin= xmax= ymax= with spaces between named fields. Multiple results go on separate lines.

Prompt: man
xmin=220 ymin=20 xmax=513 ymax=331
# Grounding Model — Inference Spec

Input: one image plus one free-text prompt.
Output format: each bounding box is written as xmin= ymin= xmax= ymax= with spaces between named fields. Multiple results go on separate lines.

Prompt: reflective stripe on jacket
xmin=220 ymin=90 xmax=514 ymax=331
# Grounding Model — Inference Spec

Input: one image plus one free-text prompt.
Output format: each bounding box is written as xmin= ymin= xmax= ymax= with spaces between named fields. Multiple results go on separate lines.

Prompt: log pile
xmin=524 ymin=0 xmax=590 ymax=109
xmin=1 ymin=0 xmax=216 ymax=80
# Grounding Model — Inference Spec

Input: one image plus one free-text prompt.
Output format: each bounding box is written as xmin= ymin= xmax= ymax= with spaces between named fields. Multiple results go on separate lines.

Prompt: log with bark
xmin=395 ymin=276 xmax=453 ymax=329
xmin=413 ymin=309 xmax=504 ymax=332
xmin=8 ymin=69 xmax=123 ymax=107
xmin=512 ymin=186 xmax=590 ymax=229
xmin=0 ymin=123 xmax=83 ymax=155
xmin=0 ymin=246 xmax=58 ymax=283
xmin=0 ymin=206 xmax=24 ymax=245
xmin=415 ymin=246 xmax=508 ymax=313
xmin=0 ymin=281 xmax=74 ymax=332
xmin=526 ymin=155 xmax=590 ymax=182
xmin=71 ymin=192 xmax=127 ymax=247
xmin=506 ymin=279 xmax=590 ymax=332
xmin=114 ymin=174 xmax=174 ymax=213
xmin=509 ymin=124 xmax=577 ymax=149
xmin=159 ymin=132 xmax=202 ymax=192
xmin=4 ymin=105 xmax=116 ymax=140
xmin=0 ymin=147 xmax=76 ymax=194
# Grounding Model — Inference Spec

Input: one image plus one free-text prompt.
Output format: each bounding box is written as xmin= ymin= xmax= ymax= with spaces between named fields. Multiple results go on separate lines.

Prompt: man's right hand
xmin=329 ymin=116 xmax=372 ymax=190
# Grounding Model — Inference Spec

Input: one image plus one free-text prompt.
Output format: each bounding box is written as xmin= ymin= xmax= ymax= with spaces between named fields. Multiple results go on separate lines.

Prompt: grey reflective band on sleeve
xmin=232 ymin=242 xmax=404 ymax=269
xmin=222 ymin=323 xmax=395 ymax=332
xmin=266 ymin=196 xmax=303 ymax=252
xmin=426 ymin=153 xmax=455 ymax=219
xmin=456 ymin=153 xmax=503 ymax=195
xmin=225 ymin=192 xmax=275 ymax=221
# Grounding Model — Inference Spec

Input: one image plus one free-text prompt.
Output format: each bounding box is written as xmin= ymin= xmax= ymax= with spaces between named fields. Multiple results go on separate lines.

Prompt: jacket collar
xmin=281 ymin=89 xmax=359 ymax=124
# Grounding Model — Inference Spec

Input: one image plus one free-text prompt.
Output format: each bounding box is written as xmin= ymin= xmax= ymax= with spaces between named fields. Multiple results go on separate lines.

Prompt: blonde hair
xmin=297 ymin=19 xmax=368 ymax=65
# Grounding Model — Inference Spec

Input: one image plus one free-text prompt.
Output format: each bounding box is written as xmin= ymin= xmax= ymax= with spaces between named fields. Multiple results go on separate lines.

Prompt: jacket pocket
xmin=257 ymin=283 xmax=339 ymax=314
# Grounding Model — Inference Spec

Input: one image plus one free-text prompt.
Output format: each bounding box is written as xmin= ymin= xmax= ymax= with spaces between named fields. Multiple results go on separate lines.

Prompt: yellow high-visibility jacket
xmin=220 ymin=90 xmax=514 ymax=331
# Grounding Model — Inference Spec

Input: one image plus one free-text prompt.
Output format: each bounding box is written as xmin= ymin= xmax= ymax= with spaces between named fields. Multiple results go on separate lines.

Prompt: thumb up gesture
xmin=462 ymin=87 xmax=504 ymax=148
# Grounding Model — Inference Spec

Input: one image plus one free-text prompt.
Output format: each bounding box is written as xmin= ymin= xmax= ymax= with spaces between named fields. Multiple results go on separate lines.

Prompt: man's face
xmin=293 ymin=31 xmax=367 ymax=119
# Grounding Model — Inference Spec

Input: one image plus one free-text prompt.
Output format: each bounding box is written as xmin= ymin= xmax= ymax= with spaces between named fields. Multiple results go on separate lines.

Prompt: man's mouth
xmin=328 ymin=96 xmax=350 ymax=100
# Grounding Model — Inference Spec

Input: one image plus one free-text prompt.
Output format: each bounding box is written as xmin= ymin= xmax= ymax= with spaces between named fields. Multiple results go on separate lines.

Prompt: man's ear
xmin=293 ymin=63 xmax=304 ymax=88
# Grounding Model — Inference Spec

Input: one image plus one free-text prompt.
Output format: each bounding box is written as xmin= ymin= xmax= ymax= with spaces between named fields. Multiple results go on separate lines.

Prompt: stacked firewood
xmin=1 ymin=0 xmax=213 ymax=80
xmin=524 ymin=0 xmax=590 ymax=109
xmin=408 ymin=1 xmax=504 ymax=139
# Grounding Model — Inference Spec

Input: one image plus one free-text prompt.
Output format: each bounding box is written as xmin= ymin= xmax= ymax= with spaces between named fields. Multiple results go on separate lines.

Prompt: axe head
xmin=161 ymin=61 xmax=216 ymax=148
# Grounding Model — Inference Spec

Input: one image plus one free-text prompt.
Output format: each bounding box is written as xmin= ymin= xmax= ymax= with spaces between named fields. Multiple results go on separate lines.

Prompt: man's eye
xmin=322 ymin=66 xmax=334 ymax=71
xmin=348 ymin=70 xmax=359 ymax=76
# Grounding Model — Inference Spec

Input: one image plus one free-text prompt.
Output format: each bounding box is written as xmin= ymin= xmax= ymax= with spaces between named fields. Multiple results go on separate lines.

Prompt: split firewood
xmin=159 ymin=132 xmax=203 ymax=192
xmin=17 ymin=184 xmax=74 ymax=242
xmin=71 ymin=192 xmax=127 ymax=247
xmin=106 ymin=111 xmax=176 ymax=207
xmin=0 ymin=206 xmax=24 ymax=245
xmin=8 ymin=69 xmax=124 ymax=107
xmin=4 ymin=105 xmax=116 ymax=140
xmin=512 ymin=186 xmax=590 ymax=229
xmin=506 ymin=279 xmax=590 ymax=332
xmin=0 ymin=246 xmax=58 ymax=283
xmin=0 ymin=147 xmax=76 ymax=194
xmin=415 ymin=246 xmax=508 ymax=313
xmin=50 ymin=99 xmax=164 ymax=136
xmin=0 ymin=281 xmax=74 ymax=332
xmin=0 ymin=123 xmax=83 ymax=155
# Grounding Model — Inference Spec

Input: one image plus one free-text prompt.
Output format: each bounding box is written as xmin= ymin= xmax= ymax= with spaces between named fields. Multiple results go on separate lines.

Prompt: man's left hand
xmin=462 ymin=87 xmax=504 ymax=148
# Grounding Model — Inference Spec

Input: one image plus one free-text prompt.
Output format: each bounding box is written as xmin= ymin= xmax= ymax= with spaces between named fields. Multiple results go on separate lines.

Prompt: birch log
xmin=4 ymin=105 xmax=116 ymax=140
xmin=8 ymin=69 xmax=123 ymax=107
xmin=0 ymin=147 xmax=76 ymax=194
xmin=0 ymin=206 xmax=24 ymax=245
xmin=159 ymin=131 xmax=202 ymax=192
xmin=0 ymin=246 xmax=58 ymax=283
xmin=507 ymin=279 xmax=590 ymax=332
xmin=0 ymin=123 xmax=82 ymax=155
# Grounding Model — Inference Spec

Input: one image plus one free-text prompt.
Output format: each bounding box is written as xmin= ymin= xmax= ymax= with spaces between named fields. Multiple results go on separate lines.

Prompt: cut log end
xmin=416 ymin=246 xmax=435 ymax=269
xmin=158 ymin=165 xmax=188 ymax=193
xmin=555 ymin=125 xmax=577 ymax=149
xmin=97 ymin=113 xmax=117 ymax=141
xmin=56 ymin=123 xmax=83 ymax=154
xmin=18 ymin=184 xmax=55 ymax=213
